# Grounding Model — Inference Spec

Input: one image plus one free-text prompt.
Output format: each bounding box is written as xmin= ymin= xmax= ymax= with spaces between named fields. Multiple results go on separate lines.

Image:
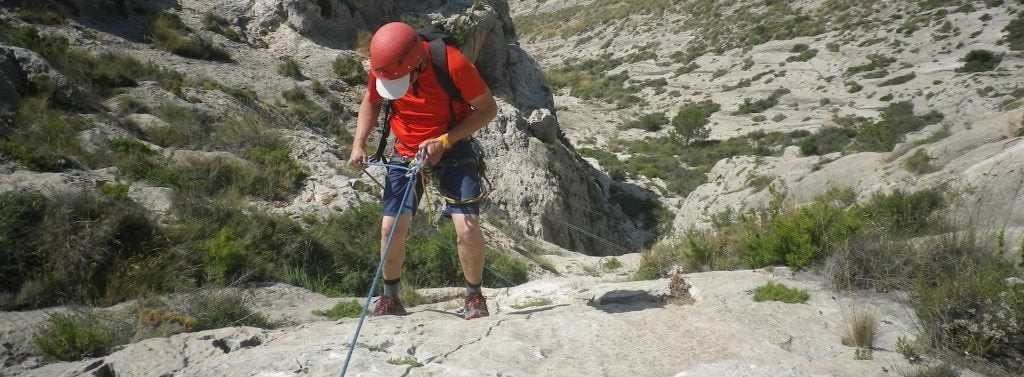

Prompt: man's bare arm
xmin=348 ymin=90 xmax=383 ymax=169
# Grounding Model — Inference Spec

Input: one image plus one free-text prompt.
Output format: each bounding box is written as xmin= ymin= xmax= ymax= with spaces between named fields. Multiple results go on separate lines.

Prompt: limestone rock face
xmin=17 ymin=265 xmax=960 ymax=377
xmin=0 ymin=47 xmax=25 ymax=128
xmin=0 ymin=47 xmax=94 ymax=110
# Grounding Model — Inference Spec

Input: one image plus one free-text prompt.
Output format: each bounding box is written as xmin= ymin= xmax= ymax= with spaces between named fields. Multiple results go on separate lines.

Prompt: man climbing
xmin=347 ymin=22 xmax=498 ymax=320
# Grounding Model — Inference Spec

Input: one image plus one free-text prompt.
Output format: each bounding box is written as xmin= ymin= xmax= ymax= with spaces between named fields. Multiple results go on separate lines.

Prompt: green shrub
xmin=622 ymin=112 xmax=669 ymax=131
xmin=878 ymin=72 xmax=917 ymax=87
xmin=914 ymin=261 xmax=1022 ymax=364
xmin=957 ymin=50 xmax=1003 ymax=72
xmin=183 ymin=291 xmax=272 ymax=330
xmin=33 ymin=313 xmax=112 ymax=361
xmin=332 ymin=55 xmax=367 ymax=86
xmin=0 ymin=21 xmax=183 ymax=100
xmin=202 ymin=12 xmax=242 ymax=42
xmin=846 ymin=81 xmax=864 ymax=93
xmin=672 ymin=101 xmax=719 ymax=145
xmin=846 ymin=54 xmax=896 ymax=76
xmin=1 ymin=96 xmax=83 ymax=171
xmin=1 ymin=191 xmax=173 ymax=309
xmin=313 ymin=300 xmax=362 ymax=319
xmin=202 ymin=228 xmax=249 ymax=281
xmin=1005 ymin=15 xmax=1024 ymax=51
xmin=787 ymin=48 xmax=818 ymax=62
xmin=903 ymin=149 xmax=938 ymax=175
xmin=842 ymin=308 xmax=877 ymax=349
xmin=146 ymin=11 xmax=232 ymax=62
xmin=282 ymin=86 xmax=307 ymax=102
xmin=484 ymin=250 xmax=529 ymax=287
xmin=733 ymin=89 xmax=789 ymax=115
xmin=150 ymin=104 xmax=211 ymax=149
xmin=853 ymin=102 xmax=943 ymax=152
xmin=246 ymin=147 xmax=308 ymax=200
xmin=798 ymin=127 xmax=856 ymax=155
xmin=278 ymin=56 xmax=304 ymax=79
xmin=751 ymin=282 xmax=810 ymax=303
xmin=545 ymin=57 xmax=643 ymax=108
xmin=743 ymin=196 xmax=861 ymax=269
xmin=602 ymin=257 xmax=623 ymax=270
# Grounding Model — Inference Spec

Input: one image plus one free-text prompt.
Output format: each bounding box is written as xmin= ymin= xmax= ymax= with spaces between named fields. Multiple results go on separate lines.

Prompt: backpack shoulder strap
xmin=427 ymin=38 xmax=464 ymax=103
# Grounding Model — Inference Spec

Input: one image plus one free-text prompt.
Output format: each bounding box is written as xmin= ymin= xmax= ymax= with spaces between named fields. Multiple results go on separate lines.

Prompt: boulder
xmin=0 ymin=47 xmax=95 ymax=110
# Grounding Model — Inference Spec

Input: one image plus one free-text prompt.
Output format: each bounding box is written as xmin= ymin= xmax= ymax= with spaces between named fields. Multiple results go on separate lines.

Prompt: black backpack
xmin=372 ymin=23 xmax=466 ymax=161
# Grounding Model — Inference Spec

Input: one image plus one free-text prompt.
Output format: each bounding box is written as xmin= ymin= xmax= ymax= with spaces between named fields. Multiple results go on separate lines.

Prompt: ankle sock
xmin=465 ymin=279 xmax=482 ymax=296
xmin=383 ymin=278 xmax=400 ymax=297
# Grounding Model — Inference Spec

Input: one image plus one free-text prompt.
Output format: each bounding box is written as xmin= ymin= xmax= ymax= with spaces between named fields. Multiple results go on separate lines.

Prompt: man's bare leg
xmin=451 ymin=214 xmax=485 ymax=284
xmin=380 ymin=214 xmax=414 ymax=280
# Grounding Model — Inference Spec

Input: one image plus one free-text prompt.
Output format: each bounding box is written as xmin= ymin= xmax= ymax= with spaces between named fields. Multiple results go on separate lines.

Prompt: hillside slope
xmin=511 ymin=0 xmax=1024 ymax=242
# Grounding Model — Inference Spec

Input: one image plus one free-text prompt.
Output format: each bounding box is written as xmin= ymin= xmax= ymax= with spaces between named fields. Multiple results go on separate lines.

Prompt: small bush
xmin=1004 ymin=16 xmax=1024 ymax=51
xmin=278 ymin=56 xmax=304 ymax=79
xmin=202 ymin=228 xmax=249 ymax=281
xmin=313 ymin=300 xmax=362 ymax=319
xmin=878 ymin=72 xmax=917 ymax=87
xmin=672 ymin=101 xmax=719 ymax=145
xmin=733 ymin=89 xmax=789 ymax=115
xmin=33 ymin=313 xmax=112 ymax=361
xmin=183 ymin=291 xmax=272 ymax=330
xmin=787 ymin=49 xmax=818 ymax=62
xmin=903 ymin=150 xmax=939 ymax=175
xmin=957 ymin=50 xmax=1003 ymax=72
xmin=484 ymin=250 xmax=530 ymax=287
xmin=146 ymin=11 xmax=232 ymax=62
xmin=17 ymin=7 xmax=66 ymax=25
xmin=622 ymin=112 xmax=669 ymax=131
xmin=743 ymin=197 xmax=861 ymax=270
xmin=846 ymin=55 xmax=896 ymax=76
xmin=603 ymin=257 xmax=623 ymax=270
xmin=751 ymin=282 xmax=810 ymax=303
xmin=896 ymin=336 xmax=923 ymax=361
xmin=332 ymin=55 xmax=367 ymax=86
xmin=842 ymin=308 xmax=877 ymax=349
xmin=282 ymin=86 xmax=307 ymax=102
xmin=853 ymin=102 xmax=944 ymax=152
xmin=387 ymin=356 xmax=423 ymax=367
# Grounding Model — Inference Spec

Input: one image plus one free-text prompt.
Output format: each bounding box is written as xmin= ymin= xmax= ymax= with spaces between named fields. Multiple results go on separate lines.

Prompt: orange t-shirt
xmin=367 ymin=41 xmax=488 ymax=157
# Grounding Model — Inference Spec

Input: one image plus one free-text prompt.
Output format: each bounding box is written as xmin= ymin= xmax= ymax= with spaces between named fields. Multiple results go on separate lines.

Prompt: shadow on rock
xmin=587 ymin=290 xmax=665 ymax=314
xmin=509 ymin=304 xmax=568 ymax=316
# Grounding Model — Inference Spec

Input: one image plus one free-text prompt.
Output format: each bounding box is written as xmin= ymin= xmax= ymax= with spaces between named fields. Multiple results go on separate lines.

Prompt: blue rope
xmin=338 ymin=160 xmax=420 ymax=377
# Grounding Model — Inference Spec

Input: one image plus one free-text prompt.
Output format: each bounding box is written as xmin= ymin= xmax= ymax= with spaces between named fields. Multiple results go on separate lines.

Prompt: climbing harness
xmin=339 ymin=153 xmax=424 ymax=377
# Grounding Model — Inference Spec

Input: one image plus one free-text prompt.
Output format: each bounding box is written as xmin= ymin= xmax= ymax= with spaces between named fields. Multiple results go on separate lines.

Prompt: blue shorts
xmin=381 ymin=143 xmax=481 ymax=218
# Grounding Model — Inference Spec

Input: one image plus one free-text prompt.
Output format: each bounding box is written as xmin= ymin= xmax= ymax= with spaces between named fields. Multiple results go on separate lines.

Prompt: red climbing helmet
xmin=369 ymin=22 xmax=424 ymax=99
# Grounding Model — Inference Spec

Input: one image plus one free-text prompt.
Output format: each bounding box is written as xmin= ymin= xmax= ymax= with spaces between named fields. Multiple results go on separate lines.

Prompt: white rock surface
xmin=13 ymin=261 xmax=960 ymax=377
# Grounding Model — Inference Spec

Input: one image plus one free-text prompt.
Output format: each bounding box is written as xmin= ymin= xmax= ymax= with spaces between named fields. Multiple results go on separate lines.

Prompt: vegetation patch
xmin=1005 ymin=14 xmax=1024 ymax=51
xmin=956 ymin=50 xmax=1003 ymax=73
xmin=621 ymin=112 xmax=669 ymax=131
xmin=903 ymin=150 xmax=939 ymax=175
xmin=313 ymin=300 xmax=362 ymax=319
xmin=545 ymin=56 xmax=643 ymax=109
xmin=146 ymin=11 xmax=232 ymax=62
xmin=751 ymin=282 xmax=810 ymax=303
xmin=878 ymin=72 xmax=916 ymax=87
xmin=33 ymin=313 xmax=112 ymax=361
xmin=278 ymin=56 xmax=305 ymax=79
xmin=332 ymin=55 xmax=367 ymax=86
xmin=733 ymin=89 xmax=790 ymax=115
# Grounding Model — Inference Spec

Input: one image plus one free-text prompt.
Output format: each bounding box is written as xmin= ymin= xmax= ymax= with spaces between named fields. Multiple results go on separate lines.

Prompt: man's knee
xmin=453 ymin=215 xmax=482 ymax=240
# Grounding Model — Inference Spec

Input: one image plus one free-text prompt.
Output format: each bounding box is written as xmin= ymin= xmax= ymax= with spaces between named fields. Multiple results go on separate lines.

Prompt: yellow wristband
xmin=438 ymin=133 xmax=452 ymax=150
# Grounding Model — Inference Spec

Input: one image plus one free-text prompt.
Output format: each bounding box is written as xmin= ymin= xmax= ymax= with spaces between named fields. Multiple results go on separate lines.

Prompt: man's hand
xmin=348 ymin=147 xmax=368 ymax=171
xmin=420 ymin=138 xmax=444 ymax=166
